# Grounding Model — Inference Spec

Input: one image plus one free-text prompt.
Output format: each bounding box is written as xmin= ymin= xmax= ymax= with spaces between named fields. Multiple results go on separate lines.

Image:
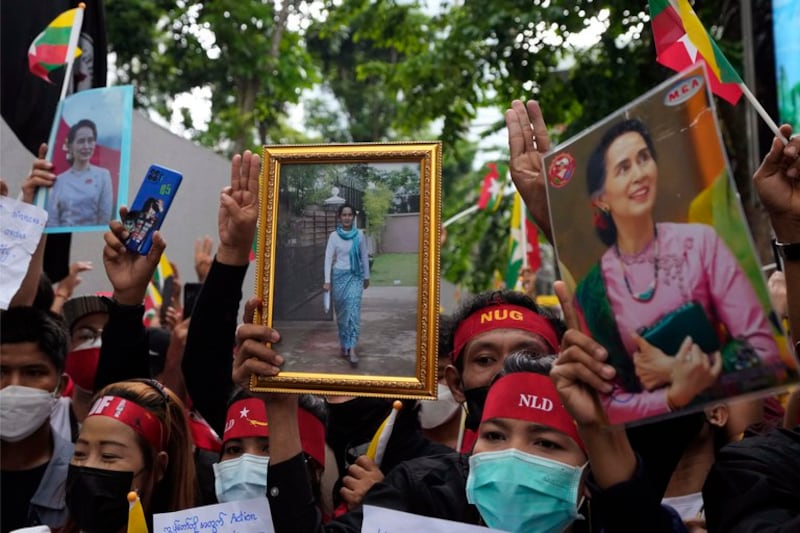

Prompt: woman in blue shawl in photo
xmin=323 ymin=203 xmax=370 ymax=368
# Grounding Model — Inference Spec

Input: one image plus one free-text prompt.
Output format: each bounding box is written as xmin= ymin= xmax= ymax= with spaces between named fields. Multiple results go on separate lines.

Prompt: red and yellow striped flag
xmin=649 ymin=0 xmax=743 ymax=104
xmin=27 ymin=5 xmax=84 ymax=83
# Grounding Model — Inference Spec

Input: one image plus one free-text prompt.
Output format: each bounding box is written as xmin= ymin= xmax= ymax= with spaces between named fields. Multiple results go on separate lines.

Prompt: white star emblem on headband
xmin=239 ymin=406 xmax=250 ymax=418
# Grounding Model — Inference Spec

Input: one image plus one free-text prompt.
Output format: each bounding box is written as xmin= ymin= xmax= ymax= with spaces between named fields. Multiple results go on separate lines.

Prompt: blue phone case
xmin=124 ymin=165 xmax=182 ymax=255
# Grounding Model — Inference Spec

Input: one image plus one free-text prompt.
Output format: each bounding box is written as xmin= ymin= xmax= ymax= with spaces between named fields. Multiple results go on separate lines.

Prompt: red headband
xmin=452 ymin=304 xmax=559 ymax=361
xmin=481 ymin=373 xmax=584 ymax=451
xmin=87 ymin=395 xmax=166 ymax=452
xmin=224 ymin=399 xmax=269 ymax=441
xmin=223 ymin=399 xmax=326 ymax=467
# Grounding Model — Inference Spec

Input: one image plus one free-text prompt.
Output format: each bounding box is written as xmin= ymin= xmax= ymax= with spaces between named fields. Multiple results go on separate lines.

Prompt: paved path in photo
xmin=272 ymin=285 xmax=419 ymax=377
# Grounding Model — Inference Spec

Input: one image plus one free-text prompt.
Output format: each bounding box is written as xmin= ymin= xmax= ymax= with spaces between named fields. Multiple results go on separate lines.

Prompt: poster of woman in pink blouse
xmin=544 ymin=65 xmax=798 ymax=426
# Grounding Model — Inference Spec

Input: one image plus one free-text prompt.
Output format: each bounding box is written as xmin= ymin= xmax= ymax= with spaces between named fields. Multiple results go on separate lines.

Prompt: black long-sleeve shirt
xmin=182 ymin=258 xmax=247 ymax=436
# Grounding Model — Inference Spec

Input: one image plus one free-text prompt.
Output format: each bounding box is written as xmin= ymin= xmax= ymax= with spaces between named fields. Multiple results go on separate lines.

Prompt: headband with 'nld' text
xmin=482 ymin=372 xmax=584 ymax=451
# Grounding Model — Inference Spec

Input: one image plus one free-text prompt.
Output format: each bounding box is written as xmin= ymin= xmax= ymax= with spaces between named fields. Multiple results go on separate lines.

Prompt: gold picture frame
xmin=251 ymin=142 xmax=442 ymax=399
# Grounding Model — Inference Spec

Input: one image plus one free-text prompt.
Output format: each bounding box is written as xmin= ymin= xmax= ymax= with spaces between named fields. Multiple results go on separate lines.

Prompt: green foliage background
xmin=105 ymin=0 xmax=775 ymax=293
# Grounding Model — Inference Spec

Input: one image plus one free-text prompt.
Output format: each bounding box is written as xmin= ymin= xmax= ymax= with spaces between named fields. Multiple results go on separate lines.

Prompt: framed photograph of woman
xmin=38 ymin=85 xmax=133 ymax=233
xmin=252 ymin=141 xmax=442 ymax=399
xmin=544 ymin=64 xmax=798 ymax=426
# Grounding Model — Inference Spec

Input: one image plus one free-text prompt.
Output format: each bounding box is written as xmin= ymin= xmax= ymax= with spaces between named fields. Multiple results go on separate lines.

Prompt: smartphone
xmin=159 ymin=276 xmax=175 ymax=324
xmin=183 ymin=282 xmax=202 ymax=319
xmin=123 ymin=165 xmax=183 ymax=255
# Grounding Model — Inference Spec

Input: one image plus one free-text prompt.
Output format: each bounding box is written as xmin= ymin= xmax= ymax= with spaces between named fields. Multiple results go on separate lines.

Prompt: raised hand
xmin=549 ymin=281 xmax=616 ymax=427
xmin=631 ymin=332 xmax=676 ymax=391
xmin=753 ymin=124 xmax=800 ymax=241
xmin=340 ymin=455 xmax=385 ymax=511
xmin=505 ymin=99 xmax=553 ymax=241
xmin=102 ymin=207 xmax=166 ymax=305
xmin=194 ymin=235 xmax=214 ymax=282
xmin=231 ymin=323 xmax=284 ymax=388
xmin=54 ymin=261 xmax=93 ymax=300
xmin=218 ymin=150 xmax=260 ymax=265
xmin=22 ymin=143 xmax=56 ymax=204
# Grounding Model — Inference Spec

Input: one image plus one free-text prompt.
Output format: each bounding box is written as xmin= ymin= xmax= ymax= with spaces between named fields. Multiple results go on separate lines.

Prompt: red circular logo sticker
xmin=547 ymin=152 xmax=576 ymax=189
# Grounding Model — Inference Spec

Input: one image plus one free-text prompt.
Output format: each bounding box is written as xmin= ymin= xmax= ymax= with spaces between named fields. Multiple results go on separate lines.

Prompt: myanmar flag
xmin=28 ymin=6 xmax=83 ymax=83
xmin=504 ymin=193 xmax=541 ymax=290
xmin=477 ymin=162 xmax=505 ymax=212
xmin=649 ymin=0 xmax=743 ymax=105
xmin=143 ymin=254 xmax=174 ymax=326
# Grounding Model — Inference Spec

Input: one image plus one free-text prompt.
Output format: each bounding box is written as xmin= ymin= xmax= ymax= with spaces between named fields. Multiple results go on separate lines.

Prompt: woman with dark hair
xmin=573 ymin=118 xmax=782 ymax=424
xmin=213 ymin=388 xmax=327 ymax=507
xmin=323 ymin=203 xmax=370 ymax=368
xmin=46 ymin=118 xmax=114 ymax=227
xmin=64 ymin=379 xmax=197 ymax=532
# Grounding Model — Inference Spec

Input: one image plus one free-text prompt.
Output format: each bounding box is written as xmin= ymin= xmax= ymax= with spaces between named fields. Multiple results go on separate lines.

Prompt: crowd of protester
xmin=1 ymin=101 xmax=799 ymax=533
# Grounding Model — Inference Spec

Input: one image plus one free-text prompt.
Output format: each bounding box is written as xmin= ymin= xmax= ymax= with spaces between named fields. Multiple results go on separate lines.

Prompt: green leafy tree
xmin=363 ymin=184 xmax=393 ymax=250
xmin=106 ymin=0 xmax=318 ymax=154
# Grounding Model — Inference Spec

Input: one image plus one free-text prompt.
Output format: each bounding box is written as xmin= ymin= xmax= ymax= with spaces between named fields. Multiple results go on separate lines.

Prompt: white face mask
xmin=213 ymin=453 xmax=269 ymax=503
xmin=419 ymin=382 xmax=462 ymax=429
xmin=0 ymin=385 xmax=58 ymax=442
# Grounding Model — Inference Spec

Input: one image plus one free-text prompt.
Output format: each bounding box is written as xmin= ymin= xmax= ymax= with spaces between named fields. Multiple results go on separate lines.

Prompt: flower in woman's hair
xmin=593 ymin=207 xmax=609 ymax=230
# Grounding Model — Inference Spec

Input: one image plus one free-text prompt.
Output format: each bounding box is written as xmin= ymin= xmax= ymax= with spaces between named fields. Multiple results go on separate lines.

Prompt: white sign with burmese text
xmin=154 ymin=497 xmax=274 ymax=533
xmin=362 ymin=505 xmax=506 ymax=533
xmin=0 ymin=196 xmax=47 ymax=309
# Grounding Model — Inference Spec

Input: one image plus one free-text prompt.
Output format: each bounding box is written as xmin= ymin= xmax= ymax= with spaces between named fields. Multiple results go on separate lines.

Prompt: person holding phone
xmin=45 ymin=119 xmax=114 ymax=227
xmin=323 ymin=203 xmax=370 ymax=368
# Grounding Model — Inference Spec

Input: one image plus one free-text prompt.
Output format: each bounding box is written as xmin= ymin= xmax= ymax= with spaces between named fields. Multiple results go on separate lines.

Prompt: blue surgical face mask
xmin=466 ymin=448 xmax=585 ymax=533
xmin=213 ymin=453 xmax=269 ymax=502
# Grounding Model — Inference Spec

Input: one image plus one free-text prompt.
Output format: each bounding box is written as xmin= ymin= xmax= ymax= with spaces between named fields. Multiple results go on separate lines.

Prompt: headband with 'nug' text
xmin=452 ymin=304 xmax=559 ymax=361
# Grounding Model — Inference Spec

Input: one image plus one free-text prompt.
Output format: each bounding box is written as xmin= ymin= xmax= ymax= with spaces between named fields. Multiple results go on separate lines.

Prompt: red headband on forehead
xmin=481 ymin=373 xmax=584 ymax=451
xmin=224 ymin=399 xmax=269 ymax=441
xmin=87 ymin=395 xmax=166 ymax=452
xmin=223 ymin=399 xmax=326 ymax=467
xmin=452 ymin=304 xmax=559 ymax=361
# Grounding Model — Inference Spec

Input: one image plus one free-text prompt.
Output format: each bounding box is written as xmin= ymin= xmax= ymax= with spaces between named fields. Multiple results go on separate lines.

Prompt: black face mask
xmin=463 ymin=385 xmax=490 ymax=431
xmin=66 ymin=464 xmax=134 ymax=533
xmin=326 ymin=397 xmax=392 ymax=472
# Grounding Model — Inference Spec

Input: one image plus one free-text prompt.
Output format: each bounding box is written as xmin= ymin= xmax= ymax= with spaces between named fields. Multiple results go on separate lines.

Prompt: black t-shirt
xmin=0 ymin=462 xmax=48 ymax=533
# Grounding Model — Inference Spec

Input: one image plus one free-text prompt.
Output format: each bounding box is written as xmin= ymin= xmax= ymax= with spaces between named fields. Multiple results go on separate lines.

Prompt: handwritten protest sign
xmin=0 ymin=196 xmax=47 ymax=309
xmin=361 ymin=505 xmax=506 ymax=533
xmin=153 ymin=497 xmax=274 ymax=533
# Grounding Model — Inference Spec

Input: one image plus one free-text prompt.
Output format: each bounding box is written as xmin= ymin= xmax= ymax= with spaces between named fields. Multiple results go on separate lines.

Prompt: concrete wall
xmin=1 ymin=113 xmax=257 ymax=301
xmin=380 ymin=213 xmax=419 ymax=254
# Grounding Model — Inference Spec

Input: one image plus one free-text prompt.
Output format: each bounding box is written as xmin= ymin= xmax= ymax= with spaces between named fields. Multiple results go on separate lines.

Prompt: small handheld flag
xmin=127 ymin=491 xmax=148 ymax=533
xmin=366 ymin=400 xmax=403 ymax=467
xmin=27 ymin=4 xmax=85 ymax=84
